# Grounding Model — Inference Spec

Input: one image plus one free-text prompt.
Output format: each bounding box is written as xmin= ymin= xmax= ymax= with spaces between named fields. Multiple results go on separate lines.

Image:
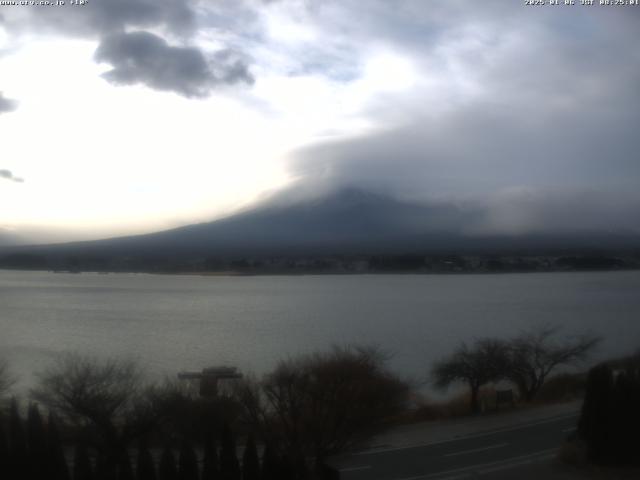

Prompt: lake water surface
xmin=2 ymin=270 xmax=640 ymax=393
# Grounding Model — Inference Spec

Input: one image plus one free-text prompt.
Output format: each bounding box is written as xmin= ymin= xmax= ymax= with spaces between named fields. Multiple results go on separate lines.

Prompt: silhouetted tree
xmin=142 ymin=379 xmax=240 ymax=446
xmin=27 ymin=404 xmax=48 ymax=480
xmin=47 ymin=413 xmax=70 ymax=480
xmin=32 ymin=354 xmax=155 ymax=459
xmin=279 ymin=453 xmax=295 ymax=480
xmin=9 ymin=399 xmax=27 ymax=479
xmin=73 ymin=443 xmax=94 ymax=480
xmin=506 ymin=327 xmax=600 ymax=402
xmin=260 ymin=444 xmax=279 ymax=480
xmin=578 ymin=363 xmax=640 ymax=465
xmin=579 ymin=364 xmax=614 ymax=463
xmin=0 ymin=421 xmax=10 ymax=480
xmin=136 ymin=439 xmax=157 ymax=480
xmin=432 ymin=339 xmax=509 ymax=414
xmin=116 ymin=451 xmax=134 ymax=480
xmin=219 ymin=424 xmax=240 ymax=480
xmin=178 ymin=439 xmax=199 ymax=480
xmin=242 ymin=434 xmax=260 ymax=480
xmin=159 ymin=447 xmax=178 ymax=480
xmin=95 ymin=452 xmax=117 ymax=480
xmin=235 ymin=345 xmax=408 ymax=469
xmin=201 ymin=435 xmax=219 ymax=480
xmin=610 ymin=369 xmax=638 ymax=464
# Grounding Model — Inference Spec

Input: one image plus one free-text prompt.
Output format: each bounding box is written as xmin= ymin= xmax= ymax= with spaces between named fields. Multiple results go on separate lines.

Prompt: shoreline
xmin=1 ymin=266 xmax=639 ymax=277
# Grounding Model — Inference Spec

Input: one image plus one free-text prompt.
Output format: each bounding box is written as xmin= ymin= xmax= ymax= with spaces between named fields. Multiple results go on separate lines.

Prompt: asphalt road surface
xmin=332 ymin=413 xmax=579 ymax=480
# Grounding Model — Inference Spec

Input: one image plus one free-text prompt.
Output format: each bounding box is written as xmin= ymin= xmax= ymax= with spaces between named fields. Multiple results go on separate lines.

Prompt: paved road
xmin=332 ymin=413 xmax=579 ymax=480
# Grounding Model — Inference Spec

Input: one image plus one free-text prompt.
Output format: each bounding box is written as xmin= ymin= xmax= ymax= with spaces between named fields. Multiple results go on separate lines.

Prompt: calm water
xmin=2 ymin=270 xmax=640 ymax=393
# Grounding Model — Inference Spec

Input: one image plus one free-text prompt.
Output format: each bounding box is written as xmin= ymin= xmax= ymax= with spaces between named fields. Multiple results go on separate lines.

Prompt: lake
xmin=1 ymin=270 xmax=639 ymax=395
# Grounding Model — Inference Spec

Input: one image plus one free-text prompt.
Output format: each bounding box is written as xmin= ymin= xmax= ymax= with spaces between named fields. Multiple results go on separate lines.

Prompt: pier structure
xmin=178 ymin=366 xmax=243 ymax=397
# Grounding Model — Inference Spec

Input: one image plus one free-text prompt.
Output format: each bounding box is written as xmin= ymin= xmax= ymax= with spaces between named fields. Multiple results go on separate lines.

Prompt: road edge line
xmin=355 ymin=413 xmax=578 ymax=456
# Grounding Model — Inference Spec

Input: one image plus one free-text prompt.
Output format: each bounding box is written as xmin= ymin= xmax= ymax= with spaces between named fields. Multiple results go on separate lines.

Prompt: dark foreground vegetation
xmin=1 ymin=251 xmax=639 ymax=275
xmin=0 ymin=347 xmax=409 ymax=480
xmin=432 ymin=326 xmax=600 ymax=414
xmin=0 ymin=327 xmax=612 ymax=479
xmin=559 ymin=352 xmax=640 ymax=469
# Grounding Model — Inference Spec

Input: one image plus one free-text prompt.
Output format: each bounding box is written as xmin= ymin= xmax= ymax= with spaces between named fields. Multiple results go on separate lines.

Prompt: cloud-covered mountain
xmin=20 ymin=188 xmax=467 ymax=256
xmin=0 ymin=229 xmax=24 ymax=247
xmin=5 ymin=187 xmax=639 ymax=264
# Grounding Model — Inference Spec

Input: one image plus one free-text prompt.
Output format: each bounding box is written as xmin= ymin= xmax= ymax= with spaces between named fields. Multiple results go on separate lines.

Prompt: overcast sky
xmin=1 ymin=0 xmax=639 ymax=242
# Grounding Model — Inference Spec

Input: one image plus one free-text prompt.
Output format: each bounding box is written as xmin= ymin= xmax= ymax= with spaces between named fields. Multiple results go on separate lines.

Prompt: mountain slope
xmin=0 ymin=230 xmax=24 ymax=247
xmin=36 ymin=188 xmax=472 ymax=257
xmin=2 ymin=188 xmax=639 ymax=263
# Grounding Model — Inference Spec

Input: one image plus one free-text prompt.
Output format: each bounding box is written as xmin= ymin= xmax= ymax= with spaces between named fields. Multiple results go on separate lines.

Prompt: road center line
xmin=339 ymin=465 xmax=372 ymax=472
xmin=443 ymin=442 xmax=508 ymax=457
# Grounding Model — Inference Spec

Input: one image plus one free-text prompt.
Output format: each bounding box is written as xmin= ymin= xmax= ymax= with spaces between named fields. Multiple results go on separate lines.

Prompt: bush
xmin=219 ymin=423 xmax=240 ymax=480
xmin=201 ymin=435 xmax=219 ymax=479
xmin=27 ymin=404 xmax=48 ymax=479
xmin=578 ymin=363 xmax=640 ymax=465
xmin=47 ymin=413 xmax=71 ymax=480
xmin=236 ymin=345 xmax=409 ymax=472
xmin=145 ymin=380 xmax=239 ymax=443
xmin=8 ymin=399 xmax=27 ymax=479
xmin=178 ymin=439 xmax=199 ymax=480
xmin=242 ymin=434 xmax=260 ymax=480
xmin=32 ymin=354 xmax=150 ymax=459
xmin=73 ymin=443 xmax=94 ymax=480
xmin=159 ymin=447 xmax=178 ymax=480
xmin=136 ymin=439 xmax=157 ymax=480
xmin=534 ymin=373 xmax=586 ymax=404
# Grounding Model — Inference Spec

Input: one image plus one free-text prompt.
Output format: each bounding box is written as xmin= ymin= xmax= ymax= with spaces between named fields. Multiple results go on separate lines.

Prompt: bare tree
xmin=432 ymin=338 xmax=510 ymax=414
xmin=31 ymin=353 xmax=152 ymax=458
xmin=506 ymin=326 xmax=600 ymax=402
xmin=235 ymin=345 xmax=409 ymax=469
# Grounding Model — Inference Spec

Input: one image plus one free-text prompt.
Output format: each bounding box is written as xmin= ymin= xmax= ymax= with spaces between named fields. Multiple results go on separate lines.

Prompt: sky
xmin=1 ymin=0 xmax=639 ymax=243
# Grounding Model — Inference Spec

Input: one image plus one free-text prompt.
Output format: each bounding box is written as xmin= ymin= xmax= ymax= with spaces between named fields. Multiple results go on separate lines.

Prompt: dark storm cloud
xmin=2 ymin=0 xmax=256 ymax=97
xmin=470 ymin=188 xmax=640 ymax=236
xmin=95 ymin=32 xmax=253 ymax=97
xmin=0 ymin=92 xmax=17 ymax=114
xmin=209 ymin=48 xmax=255 ymax=85
xmin=290 ymin=112 xmax=640 ymax=235
xmin=0 ymin=169 xmax=23 ymax=183
xmin=291 ymin=93 xmax=640 ymax=202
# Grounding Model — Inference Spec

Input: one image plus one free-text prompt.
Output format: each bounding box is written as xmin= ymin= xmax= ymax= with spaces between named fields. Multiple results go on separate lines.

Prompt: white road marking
xmin=443 ymin=442 xmax=508 ymax=457
xmin=562 ymin=427 xmax=576 ymax=433
xmin=339 ymin=465 xmax=372 ymax=472
xmin=354 ymin=413 xmax=579 ymax=456
xmin=391 ymin=448 xmax=556 ymax=480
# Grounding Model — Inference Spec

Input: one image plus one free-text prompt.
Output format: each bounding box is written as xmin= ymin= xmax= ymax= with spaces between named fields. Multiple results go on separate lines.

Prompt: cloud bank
xmin=1 ymin=0 xmax=638 ymax=239
xmin=95 ymin=31 xmax=253 ymax=97
xmin=1 ymin=0 xmax=254 ymax=97
xmin=0 ymin=169 xmax=24 ymax=183
xmin=0 ymin=92 xmax=17 ymax=113
xmin=278 ymin=2 xmax=640 ymax=236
